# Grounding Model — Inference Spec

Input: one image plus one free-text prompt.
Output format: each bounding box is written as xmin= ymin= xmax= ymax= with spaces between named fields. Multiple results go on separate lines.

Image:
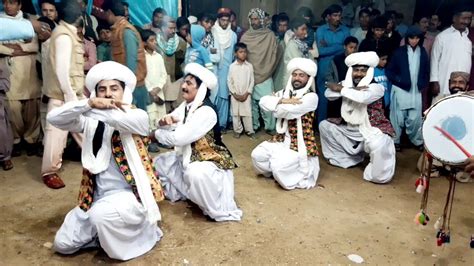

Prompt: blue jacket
xmin=385 ymin=45 xmax=429 ymax=92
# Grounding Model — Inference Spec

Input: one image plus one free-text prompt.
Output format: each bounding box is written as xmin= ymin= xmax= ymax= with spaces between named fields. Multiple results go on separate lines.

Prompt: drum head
xmin=422 ymin=95 xmax=474 ymax=165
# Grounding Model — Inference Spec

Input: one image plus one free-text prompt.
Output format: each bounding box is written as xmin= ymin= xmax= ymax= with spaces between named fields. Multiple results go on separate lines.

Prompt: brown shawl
xmin=241 ymin=28 xmax=278 ymax=84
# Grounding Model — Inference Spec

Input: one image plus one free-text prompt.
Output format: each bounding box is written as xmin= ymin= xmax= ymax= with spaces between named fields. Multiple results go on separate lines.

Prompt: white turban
xmin=340 ymin=51 xmax=381 ymax=138
xmin=345 ymin=51 xmax=379 ymax=68
xmin=82 ymin=61 xmax=161 ymax=225
xmin=287 ymin=57 xmax=317 ymax=77
xmin=343 ymin=51 xmax=379 ymax=88
xmin=86 ymin=61 xmax=137 ymax=104
xmin=184 ymin=63 xmax=217 ymax=115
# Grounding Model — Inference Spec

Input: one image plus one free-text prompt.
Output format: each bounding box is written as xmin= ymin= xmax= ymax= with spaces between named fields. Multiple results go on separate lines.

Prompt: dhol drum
xmin=422 ymin=94 xmax=474 ymax=165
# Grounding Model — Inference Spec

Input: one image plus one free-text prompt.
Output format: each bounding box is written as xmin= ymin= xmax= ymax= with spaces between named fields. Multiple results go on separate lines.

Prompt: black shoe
xmin=12 ymin=143 xmax=22 ymax=157
xmin=26 ymin=143 xmax=38 ymax=156
xmin=36 ymin=144 xmax=44 ymax=157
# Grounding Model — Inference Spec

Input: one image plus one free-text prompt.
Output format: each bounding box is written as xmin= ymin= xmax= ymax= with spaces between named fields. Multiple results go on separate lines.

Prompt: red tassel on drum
xmin=415 ymin=176 xmax=428 ymax=194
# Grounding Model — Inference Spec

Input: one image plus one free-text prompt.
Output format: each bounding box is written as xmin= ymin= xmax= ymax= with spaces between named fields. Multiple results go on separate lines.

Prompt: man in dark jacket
xmin=386 ymin=26 xmax=429 ymax=151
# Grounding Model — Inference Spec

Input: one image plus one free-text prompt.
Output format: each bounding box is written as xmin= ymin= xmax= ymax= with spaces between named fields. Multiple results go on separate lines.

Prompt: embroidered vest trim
xmin=77 ymin=132 xmax=164 ymax=211
xmin=367 ymin=98 xmax=395 ymax=136
xmin=272 ymin=111 xmax=319 ymax=157
xmin=190 ymin=130 xmax=237 ymax=170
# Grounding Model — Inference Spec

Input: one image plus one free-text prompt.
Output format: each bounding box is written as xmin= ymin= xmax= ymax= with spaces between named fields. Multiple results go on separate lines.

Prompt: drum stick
xmin=434 ymin=126 xmax=472 ymax=158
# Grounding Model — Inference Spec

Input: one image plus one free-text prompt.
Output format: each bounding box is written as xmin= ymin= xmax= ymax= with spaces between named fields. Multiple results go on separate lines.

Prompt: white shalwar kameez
xmin=49 ymin=100 xmax=163 ymax=260
xmin=49 ymin=62 xmax=163 ymax=261
xmin=251 ymin=93 xmax=320 ymax=189
xmin=319 ymin=52 xmax=396 ymax=184
xmin=251 ymin=58 xmax=320 ymax=190
xmin=153 ymin=102 xmax=242 ymax=221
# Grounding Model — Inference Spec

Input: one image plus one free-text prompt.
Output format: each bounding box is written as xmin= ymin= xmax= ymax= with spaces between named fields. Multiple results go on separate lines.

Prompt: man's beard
xmin=449 ymin=87 xmax=464 ymax=94
xmin=352 ymin=78 xmax=362 ymax=86
xmin=292 ymin=80 xmax=307 ymax=90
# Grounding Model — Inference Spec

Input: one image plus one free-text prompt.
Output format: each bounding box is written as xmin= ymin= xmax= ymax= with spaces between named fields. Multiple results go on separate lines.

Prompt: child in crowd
xmin=184 ymin=24 xmax=213 ymax=70
xmin=359 ymin=15 xmax=389 ymax=53
xmin=227 ymin=43 xmax=255 ymax=139
xmin=386 ymin=26 xmax=429 ymax=151
xmin=96 ymin=24 xmax=111 ymax=62
xmin=141 ymin=29 xmax=168 ymax=152
xmin=374 ymin=47 xmax=391 ymax=118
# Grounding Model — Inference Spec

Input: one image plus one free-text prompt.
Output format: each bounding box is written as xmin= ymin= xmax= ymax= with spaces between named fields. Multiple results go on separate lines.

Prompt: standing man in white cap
xmin=48 ymin=61 xmax=164 ymax=261
xmin=152 ymin=63 xmax=242 ymax=222
xmin=251 ymin=58 xmax=320 ymax=190
xmin=319 ymin=51 xmax=396 ymax=184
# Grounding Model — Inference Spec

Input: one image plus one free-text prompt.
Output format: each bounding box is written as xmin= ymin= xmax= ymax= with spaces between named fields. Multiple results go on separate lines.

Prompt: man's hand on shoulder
xmin=31 ymin=19 xmax=51 ymax=40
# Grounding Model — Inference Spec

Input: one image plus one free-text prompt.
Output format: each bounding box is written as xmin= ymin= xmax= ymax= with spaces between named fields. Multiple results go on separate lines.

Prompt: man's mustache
xmin=450 ymin=87 xmax=463 ymax=92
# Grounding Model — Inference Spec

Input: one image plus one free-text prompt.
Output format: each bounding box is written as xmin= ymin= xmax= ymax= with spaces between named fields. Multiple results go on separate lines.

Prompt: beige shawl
xmin=240 ymin=28 xmax=278 ymax=84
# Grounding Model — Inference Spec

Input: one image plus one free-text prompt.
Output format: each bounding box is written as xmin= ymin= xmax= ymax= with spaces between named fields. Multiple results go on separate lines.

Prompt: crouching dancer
xmin=319 ymin=52 xmax=396 ymax=184
xmin=152 ymin=63 xmax=242 ymax=222
xmin=49 ymin=62 xmax=164 ymax=260
xmin=251 ymin=58 xmax=320 ymax=190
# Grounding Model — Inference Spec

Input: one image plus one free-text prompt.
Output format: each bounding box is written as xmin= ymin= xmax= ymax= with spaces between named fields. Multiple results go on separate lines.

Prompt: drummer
xmin=418 ymin=71 xmax=472 ymax=181
xmin=448 ymin=71 xmax=470 ymax=95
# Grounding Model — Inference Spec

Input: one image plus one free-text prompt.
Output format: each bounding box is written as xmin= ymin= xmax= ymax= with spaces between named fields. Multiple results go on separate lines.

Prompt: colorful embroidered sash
xmin=78 ymin=132 xmax=164 ymax=211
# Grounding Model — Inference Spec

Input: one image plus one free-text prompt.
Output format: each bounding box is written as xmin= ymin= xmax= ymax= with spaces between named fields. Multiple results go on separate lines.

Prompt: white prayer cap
xmin=345 ymin=51 xmax=379 ymax=68
xmin=287 ymin=58 xmax=317 ymax=77
xmin=184 ymin=63 xmax=218 ymax=115
xmin=86 ymin=61 xmax=136 ymax=104
xmin=450 ymin=71 xmax=470 ymax=82
xmin=188 ymin=15 xmax=198 ymax=24
xmin=184 ymin=63 xmax=217 ymax=91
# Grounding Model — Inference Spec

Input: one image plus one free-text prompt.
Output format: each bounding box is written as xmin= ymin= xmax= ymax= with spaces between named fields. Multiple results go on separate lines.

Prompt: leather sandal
xmin=1 ymin=160 xmax=13 ymax=171
xmin=42 ymin=173 xmax=65 ymax=189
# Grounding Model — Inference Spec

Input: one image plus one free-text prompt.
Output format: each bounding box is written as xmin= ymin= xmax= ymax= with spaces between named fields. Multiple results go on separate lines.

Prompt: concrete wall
xmin=221 ymin=0 xmax=417 ymax=29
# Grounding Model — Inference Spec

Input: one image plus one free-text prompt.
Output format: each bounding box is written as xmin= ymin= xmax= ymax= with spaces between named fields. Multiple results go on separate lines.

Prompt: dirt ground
xmin=0 ymin=132 xmax=473 ymax=265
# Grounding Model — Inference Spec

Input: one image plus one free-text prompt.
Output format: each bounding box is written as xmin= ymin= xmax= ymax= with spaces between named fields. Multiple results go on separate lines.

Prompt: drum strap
xmin=441 ymin=173 xmax=456 ymax=232
xmin=419 ymin=152 xmax=432 ymax=211
xmin=414 ymin=152 xmax=432 ymax=226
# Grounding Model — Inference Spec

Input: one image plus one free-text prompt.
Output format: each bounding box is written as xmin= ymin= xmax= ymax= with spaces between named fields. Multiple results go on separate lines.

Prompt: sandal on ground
xmin=1 ymin=160 xmax=13 ymax=171
xmin=42 ymin=173 xmax=65 ymax=189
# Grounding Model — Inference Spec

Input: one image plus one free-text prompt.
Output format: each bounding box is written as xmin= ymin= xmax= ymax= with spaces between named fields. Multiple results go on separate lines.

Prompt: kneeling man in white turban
xmin=251 ymin=58 xmax=320 ymax=190
xmin=48 ymin=62 xmax=165 ymax=260
xmin=320 ymin=52 xmax=396 ymax=184
xmin=152 ymin=63 xmax=242 ymax=222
